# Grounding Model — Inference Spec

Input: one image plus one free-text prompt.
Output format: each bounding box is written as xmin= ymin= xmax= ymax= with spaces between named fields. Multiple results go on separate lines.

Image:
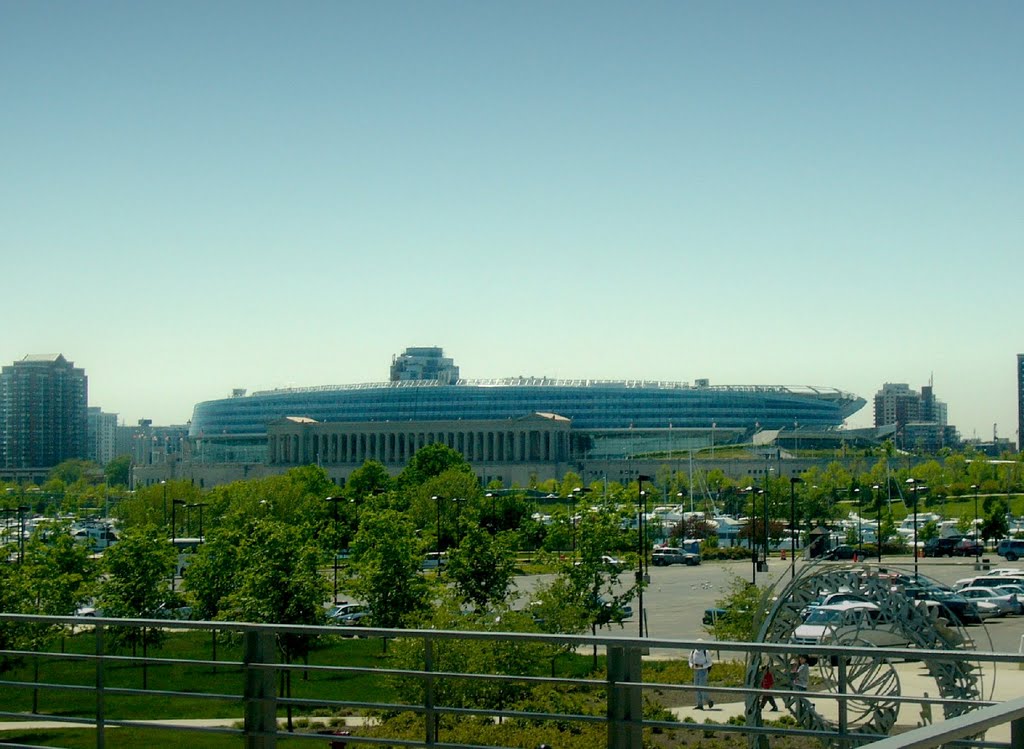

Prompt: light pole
xmin=452 ymin=498 xmax=465 ymax=545
xmin=161 ymin=480 xmax=167 ymax=526
xmin=745 ymin=485 xmax=756 ymax=585
xmin=325 ymin=496 xmax=345 ymax=604
xmin=790 ymin=477 xmax=803 ymax=580
xmin=171 ymin=499 xmax=186 ymax=592
xmin=637 ymin=474 xmax=652 ymax=638
xmin=572 ymin=487 xmax=591 ymax=555
xmin=906 ymin=478 xmax=919 ymax=578
xmin=171 ymin=499 xmax=186 ymax=543
xmin=431 ymin=495 xmax=443 ymax=577
xmin=190 ymin=502 xmax=207 ymax=542
xmin=762 ymin=476 xmax=770 ymax=573
xmin=971 ymin=484 xmax=980 ymax=560
xmin=485 ymin=492 xmax=496 ymax=534
xmin=853 ymin=487 xmax=862 ymax=560
xmin=873 ymin=484 xmax=882 ymax=563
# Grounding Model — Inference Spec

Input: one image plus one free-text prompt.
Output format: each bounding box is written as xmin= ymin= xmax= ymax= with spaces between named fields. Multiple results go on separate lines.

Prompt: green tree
xmin=919 ymin=519 xmax=940 ymax=543
xmin=345 ymin=460 xmax=392 ymax=500
xmin=705 ymin=576 xmax=771 ymax=642
xmin=398 ymin=443 xmax=473 ymax=487
xmin=104 ymin=455 xmax=132 ymax=487
xmin=982 ymin=497 xmax=1009 ymax=542
xmin=183 ymin=527 xmax=244 ymax=620
xmin=349 ymin=507 xmax=430 ymax=628
xmin=97 ymin=525 xmax=177 ymax=653
xmin=447 ymin=527 xmax=518 ymax=611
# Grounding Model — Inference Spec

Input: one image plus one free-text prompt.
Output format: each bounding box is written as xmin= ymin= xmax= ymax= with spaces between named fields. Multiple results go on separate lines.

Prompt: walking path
xmin=673 ymin=659 xmax=1024 ymax=742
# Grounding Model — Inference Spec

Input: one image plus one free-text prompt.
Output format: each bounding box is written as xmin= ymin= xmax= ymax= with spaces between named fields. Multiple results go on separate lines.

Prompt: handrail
xmin=1 ymin=612 xmax=1022 ymax=749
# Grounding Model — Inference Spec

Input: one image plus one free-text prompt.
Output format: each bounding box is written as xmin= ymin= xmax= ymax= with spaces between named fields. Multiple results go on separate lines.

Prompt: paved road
xmin=516 ymin=555 xmax=1024 ymax=653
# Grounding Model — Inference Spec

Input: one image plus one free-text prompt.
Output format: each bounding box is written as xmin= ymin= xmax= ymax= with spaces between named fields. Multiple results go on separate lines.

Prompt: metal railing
xmin=1 ymin=612 xmax=1023 ymax=749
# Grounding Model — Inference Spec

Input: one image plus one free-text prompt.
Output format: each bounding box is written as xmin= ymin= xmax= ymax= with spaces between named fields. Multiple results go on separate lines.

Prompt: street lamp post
xmin=744 ymin=485 xmax=756 ymax=585
xmin=637 ymin=474 xmax=652 ymax=637
xmin=190 ymin=502 xmax=207 ymax=542
xmin=873 ymin=484 xmax=882 ymax=563
xmin=485 ymin=492 xmax=496 ymax=534
xmin=790 ymin=477 xmax=803 ymax=580
xmin=325 ymin=496 xmax=345 ymax=604
xmin=572 ymin=487 xmax=591 ymax=555
xmin=853 ymin=488 xmax=862 ymax=559
xmin=161 ymin=480 xmax=167 ymax=526
xmin=906 ymin=478 xmax=919 ymax=578
xmin=431 ymin=495 xmax=443 ymax=577
xmin=171 ymin=499 xmax=186 ymax=592
xmin=762 ymin=477 xmax=771 ymax=573
xmin=171 ymin=499 xmax=186 ymax=544
xmin=971 ymin=484 xmax=980 ymax=560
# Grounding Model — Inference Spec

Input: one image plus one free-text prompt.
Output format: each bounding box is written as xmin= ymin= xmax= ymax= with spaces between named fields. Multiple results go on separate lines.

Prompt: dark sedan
xmin=823 ymin=545 xmax=857 ymax=560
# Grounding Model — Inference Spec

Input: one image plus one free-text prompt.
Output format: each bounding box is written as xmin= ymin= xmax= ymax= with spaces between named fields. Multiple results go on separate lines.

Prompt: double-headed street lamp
xmin=325 ymin=496 xmax=346 ymax=603
xmin=789 ymin=477 xmax=803 ymax=580
xmin=872 ymin=484 xmax=882 ymax=563
xmin=171 ymin=499 xmax=186 ymax=543
xmin=744 ymin=485 xmax=757 ymax=584
xmin=161 ymin=480 xmax=168 ymax=525
xmin=637 ymin=474 xmax=652 ymax=638
xmin=431 ymin=496 xmax=444 ymax=577
xmin=906 ymin=478 xmax=920 ymax=578
xmin=971 ymin=484 xmax=981 ymax=560
xmin=853 ymin=487 xmax=862 ymax=558
xmin=571 ymin=486 xmax=591 ymax=555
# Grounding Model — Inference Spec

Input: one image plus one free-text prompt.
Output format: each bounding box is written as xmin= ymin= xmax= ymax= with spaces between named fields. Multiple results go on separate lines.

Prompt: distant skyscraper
xmin=1018 ymin=354 xmax=1024 ymax=451
xmin=390 ymin=346 xmax=460 ymax=384
xmin=873 ymin=383 xmax=921 ymax=428
xmin=0 ymin=354 xmax=88 ymax=469
xmin=87 ymin=407 xmax=119 ymax=466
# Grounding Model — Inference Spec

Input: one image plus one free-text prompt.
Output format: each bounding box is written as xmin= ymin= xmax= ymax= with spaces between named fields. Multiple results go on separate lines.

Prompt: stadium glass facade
xmin=189 ymin=379 xmax=865 ymax=465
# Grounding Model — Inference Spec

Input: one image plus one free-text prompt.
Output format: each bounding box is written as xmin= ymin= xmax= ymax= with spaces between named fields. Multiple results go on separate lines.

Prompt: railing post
xmin=1013 ymin=716 xmax=1024 ymax=749
xmin=607 ymin=644 xmax=643 ymax=749
xmin=244 ymin=630 xmax=278 ymax=749
xmin=424 ymin=637 xmax=436 ymax=746
xmin=95 ymin=623 xmax=105 ymax=749
xmin=837 ymin=656 xmax=848 ymax=748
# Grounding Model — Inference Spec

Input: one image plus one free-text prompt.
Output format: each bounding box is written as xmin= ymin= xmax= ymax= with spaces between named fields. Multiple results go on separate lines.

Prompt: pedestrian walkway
xmin=672 ymin=659 xmax=1024 ymax=742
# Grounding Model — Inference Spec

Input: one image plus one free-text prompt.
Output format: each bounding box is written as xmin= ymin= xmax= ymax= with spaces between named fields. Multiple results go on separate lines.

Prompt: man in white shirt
xmin=689 ymin=644 xmax=714 ymax=709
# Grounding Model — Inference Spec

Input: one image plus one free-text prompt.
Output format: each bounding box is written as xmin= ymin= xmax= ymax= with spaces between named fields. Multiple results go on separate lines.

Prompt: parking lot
xmin=516 ymin=555 xmax=1024 ymax=653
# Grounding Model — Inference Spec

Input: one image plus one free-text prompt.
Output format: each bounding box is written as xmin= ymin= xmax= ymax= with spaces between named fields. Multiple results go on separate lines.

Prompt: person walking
xmin=792 ymin=654 xmax=810 ymax=691
xmin=760 ymin=667 xmax=779 ymax=711
xmin=689 ymin=644 xmax=714 ymax=710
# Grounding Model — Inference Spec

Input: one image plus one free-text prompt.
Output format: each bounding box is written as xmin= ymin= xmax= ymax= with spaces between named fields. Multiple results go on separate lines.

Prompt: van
xmin=421 ymin=552 xmax=448 ymax=570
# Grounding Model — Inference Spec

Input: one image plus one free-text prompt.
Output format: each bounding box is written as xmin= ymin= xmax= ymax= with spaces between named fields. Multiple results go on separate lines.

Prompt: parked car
xmin=953 ymin=538 xmax=984 ymax=557
xmin=799 ymin=591 xmax=870 ymax=618
xmin=903 ymin=587 xmax=982 ymax=625
xmin=327 ymin=603 xmax=370 ymax=626
xmin=823 ymin=545 xmax=857 ymax=560
xmin=996 ymin=539 xmax=1024 ymax=562
xmin=791 ymin=602 xmax=881 ymax=646
xmin=702 ymin=608 xmax=729 ymax=626
xmin=923 ymin=537 xmax=963 ymax=558
xmin=651 ymin=548 xmax=701 ymax=566
xmin=958 ymin=587 xmax=1021 ymax=616
xmin=421 ymin=552 xmax=448 ymax=570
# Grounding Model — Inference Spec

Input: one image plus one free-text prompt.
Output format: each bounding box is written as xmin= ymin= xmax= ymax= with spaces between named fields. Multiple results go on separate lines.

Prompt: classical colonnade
xmin=267 ymin=416 xmax=571 ymax=467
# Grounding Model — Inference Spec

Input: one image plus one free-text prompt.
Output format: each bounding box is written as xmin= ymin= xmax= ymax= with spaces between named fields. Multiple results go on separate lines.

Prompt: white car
xmin=959 ymin=587 xmax=1021 ymax=616
xmin=791 ymin=601 xmax=880 ymax=646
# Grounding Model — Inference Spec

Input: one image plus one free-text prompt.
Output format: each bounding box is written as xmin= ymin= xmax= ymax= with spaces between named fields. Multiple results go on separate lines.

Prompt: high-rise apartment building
xmin=1017 ymin=354 xmax=1024 ymax=451
xmin=0 ymin=354 xmax=88 ymax=469
xmin=873 ymin=383 xmax=922 ymax=428
xmin=873 ymin=380 xmax=956 ymax=451
xmin=87 ymin=407 xmax=119 ymax=467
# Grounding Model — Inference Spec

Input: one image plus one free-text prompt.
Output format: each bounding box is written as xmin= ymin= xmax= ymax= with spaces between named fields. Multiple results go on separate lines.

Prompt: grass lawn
xmin=0 ymin=629 xmax=397 ymax=721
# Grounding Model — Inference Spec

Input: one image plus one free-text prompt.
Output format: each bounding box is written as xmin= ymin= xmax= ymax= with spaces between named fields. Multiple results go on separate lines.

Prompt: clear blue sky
xmin=2 ymin=1 xmax=1021 ymax=441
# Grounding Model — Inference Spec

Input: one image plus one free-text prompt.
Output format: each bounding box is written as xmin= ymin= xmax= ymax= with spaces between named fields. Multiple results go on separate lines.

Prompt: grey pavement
xmin=671 ymin=650 xmax=1024 ymax=743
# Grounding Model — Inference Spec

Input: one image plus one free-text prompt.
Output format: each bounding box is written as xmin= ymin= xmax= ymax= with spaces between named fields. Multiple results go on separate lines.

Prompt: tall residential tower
xmin=0 ymin=354 xmax=88 ymax=469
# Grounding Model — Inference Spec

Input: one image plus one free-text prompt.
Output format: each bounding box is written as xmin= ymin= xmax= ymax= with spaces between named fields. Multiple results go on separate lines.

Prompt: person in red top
xmin=760 ymin=667 xmax=779 ymax=711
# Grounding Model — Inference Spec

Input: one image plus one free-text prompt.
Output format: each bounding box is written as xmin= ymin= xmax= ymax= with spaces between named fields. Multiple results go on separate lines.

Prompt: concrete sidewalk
xmin=672 ymin=659 xmax=1024 ymax=742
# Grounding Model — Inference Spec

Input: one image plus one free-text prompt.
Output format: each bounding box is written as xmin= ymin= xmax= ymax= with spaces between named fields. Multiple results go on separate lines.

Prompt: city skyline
xmin=3 ymin=2 xmax=1021 ymax=441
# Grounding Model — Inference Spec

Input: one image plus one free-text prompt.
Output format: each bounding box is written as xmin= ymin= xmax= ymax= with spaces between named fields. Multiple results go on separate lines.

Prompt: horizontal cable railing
xmin=0 ymin=613 xmax=1022 ymax=749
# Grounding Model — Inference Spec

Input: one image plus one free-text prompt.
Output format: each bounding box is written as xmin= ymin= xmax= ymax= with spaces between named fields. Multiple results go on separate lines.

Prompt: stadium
xmin=170 ymin=348 xmax=867 ymax=488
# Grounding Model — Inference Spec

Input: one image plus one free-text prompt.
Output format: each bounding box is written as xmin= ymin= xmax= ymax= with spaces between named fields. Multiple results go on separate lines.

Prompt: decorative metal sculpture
xmin=743 ymin=562 xmax=990 ymax=747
